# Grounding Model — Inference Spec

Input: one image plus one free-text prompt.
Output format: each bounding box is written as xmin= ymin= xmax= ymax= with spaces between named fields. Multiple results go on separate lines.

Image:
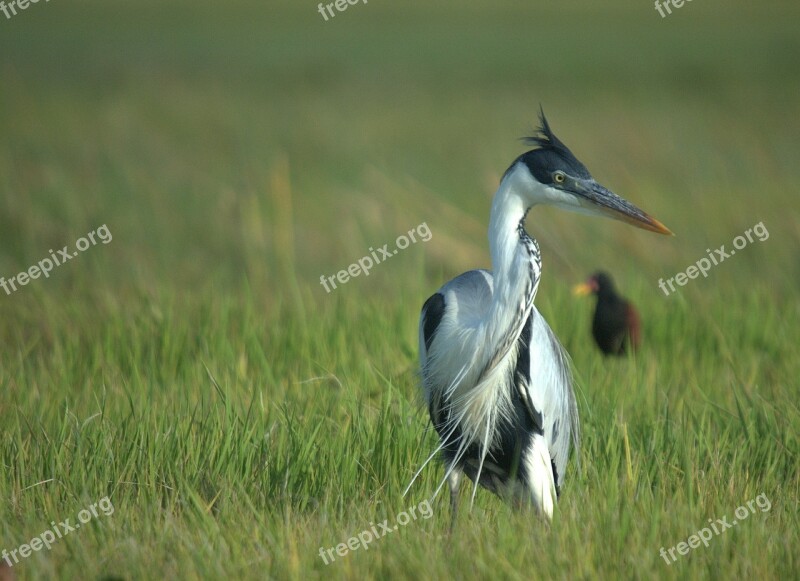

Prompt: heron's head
xmin=507 ymin=109 xmax=672 ymax=236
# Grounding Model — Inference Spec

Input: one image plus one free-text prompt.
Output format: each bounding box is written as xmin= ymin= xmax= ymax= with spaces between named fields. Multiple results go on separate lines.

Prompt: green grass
xmin=0 ymin=1 xmax=798 ymax=579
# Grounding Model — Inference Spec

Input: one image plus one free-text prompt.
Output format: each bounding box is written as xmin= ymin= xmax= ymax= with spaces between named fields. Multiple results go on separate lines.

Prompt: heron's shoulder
xmin=439 ymin=269 xmax=494 ymax=297
xmin=420 ymin=269 xmax=492 ymax=327
xmin=420 ymin=269 xmax=493 ymax=338
xmin=421 ymin=269 xmax=494 ymax=326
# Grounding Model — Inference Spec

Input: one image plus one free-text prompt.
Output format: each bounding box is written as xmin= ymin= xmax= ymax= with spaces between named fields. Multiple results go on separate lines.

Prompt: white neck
xmin=488 ymin=163 xmax=542 ymax=313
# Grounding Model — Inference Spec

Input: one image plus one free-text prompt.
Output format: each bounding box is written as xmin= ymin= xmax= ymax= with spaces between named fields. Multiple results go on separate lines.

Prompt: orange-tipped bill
xmin=575 ymin=180 xmax=673 ymax=236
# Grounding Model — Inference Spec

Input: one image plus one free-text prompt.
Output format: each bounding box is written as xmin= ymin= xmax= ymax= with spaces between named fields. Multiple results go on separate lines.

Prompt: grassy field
xmin=0 ymin=1 xmax=798 ymax=579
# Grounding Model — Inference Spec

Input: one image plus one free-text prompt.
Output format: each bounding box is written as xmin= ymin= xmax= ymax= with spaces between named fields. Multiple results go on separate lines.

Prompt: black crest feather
xmin=522 ymin=107 xmax=574 ymax=158
xmin=512 ymin=106 xmax=592 ymax=181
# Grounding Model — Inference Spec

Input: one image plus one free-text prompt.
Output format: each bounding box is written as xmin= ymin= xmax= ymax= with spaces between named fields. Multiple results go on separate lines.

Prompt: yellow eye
xmin=554 ymin=172 xmax=566 ymax=184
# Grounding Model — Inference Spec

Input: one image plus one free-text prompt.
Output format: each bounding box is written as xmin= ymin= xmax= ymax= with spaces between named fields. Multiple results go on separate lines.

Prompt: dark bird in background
xmin=0 ymin=561 xmax=16 ymax=581
xmin=574 ymin=272 xmax=640 ymax=355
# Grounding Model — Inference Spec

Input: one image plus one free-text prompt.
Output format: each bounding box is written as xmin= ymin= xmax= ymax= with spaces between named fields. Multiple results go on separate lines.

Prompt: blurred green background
xmin=0 ymin=1 xmax=798 ymax=579
xmin=1 ymin=0 xmax=798 ymax=298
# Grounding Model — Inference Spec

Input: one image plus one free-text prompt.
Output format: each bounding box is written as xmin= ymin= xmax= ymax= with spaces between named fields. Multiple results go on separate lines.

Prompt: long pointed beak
xmin=575 ymin=180 xmax=673 ymax=236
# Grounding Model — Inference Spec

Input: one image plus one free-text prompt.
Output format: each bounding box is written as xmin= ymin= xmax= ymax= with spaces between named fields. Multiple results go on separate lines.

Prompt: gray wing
xmin=419 ymin=269 xmax=494 ymax=405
